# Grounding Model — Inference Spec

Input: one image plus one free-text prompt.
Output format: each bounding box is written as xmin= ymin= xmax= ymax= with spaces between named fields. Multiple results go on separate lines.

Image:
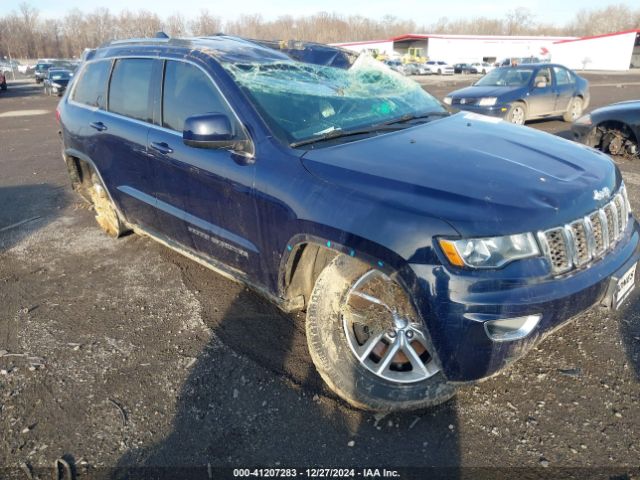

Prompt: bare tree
xmin=1 ymin=2 xmax=639 ymax=61
xmin=189 ymin=9 xmax=222 ymax=36
xmin=165 ymin=12 xmax=187 ymax=37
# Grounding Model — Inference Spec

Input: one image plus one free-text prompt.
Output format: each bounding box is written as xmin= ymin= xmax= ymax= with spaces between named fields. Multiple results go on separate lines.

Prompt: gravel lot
xmin=1 ymin=73 xmax=640 ymax=478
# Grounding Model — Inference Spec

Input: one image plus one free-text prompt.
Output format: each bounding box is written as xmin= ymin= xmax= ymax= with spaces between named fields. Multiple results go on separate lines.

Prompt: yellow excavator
xmin=402 ymin=47 xmax=427 ymax=64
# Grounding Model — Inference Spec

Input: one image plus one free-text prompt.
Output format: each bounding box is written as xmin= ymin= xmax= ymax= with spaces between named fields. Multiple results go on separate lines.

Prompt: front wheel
xmin=306 ymin=255 xmax=455 ymax=412
xmin=506 ymin=102 xmax=527 ymax=125
xmin=563 ymin=97 xmax=583 ymax=122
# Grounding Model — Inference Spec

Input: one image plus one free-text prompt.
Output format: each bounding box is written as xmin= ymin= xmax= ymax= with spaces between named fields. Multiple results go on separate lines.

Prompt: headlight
xmin=574 ymin=114 xmax=592 ymax=125
xmin=439 ymin=233 xmax=540 ymax=268
xmin=478 ymin=97 xmax=497 ymax=106
xmin=443 ymin=96 xmax=452 ymax=105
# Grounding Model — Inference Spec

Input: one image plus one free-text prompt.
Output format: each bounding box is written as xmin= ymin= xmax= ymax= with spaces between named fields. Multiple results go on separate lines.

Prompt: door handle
xmin=89 ymin=121 xmax=107 ymax=131
xmin=150 ymin=141 xmax=174 ymax=155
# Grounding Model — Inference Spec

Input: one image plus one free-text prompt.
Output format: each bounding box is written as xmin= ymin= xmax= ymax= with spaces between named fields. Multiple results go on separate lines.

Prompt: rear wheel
xmin=563 ymin=97 xmax=583 ymax=122
xmin=88 ymin=173 xmax=127 ymax=238
xmin=306 ymin=255 xmax=455 ymax=412
xmin=0 ymin=81 xmax=6 ymax=91
xmin=506 ymin=102 xmax=527 ymax=125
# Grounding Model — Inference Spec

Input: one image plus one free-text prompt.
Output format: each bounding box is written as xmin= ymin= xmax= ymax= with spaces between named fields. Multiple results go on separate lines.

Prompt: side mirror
xmin=183 ymin=113 xmax=236 ymax=149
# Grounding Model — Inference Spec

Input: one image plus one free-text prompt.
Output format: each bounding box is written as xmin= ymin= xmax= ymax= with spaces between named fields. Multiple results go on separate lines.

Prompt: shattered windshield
xmin=223 ymin=55 xmax=445 ymax=145
xmin=475 ymin=67 xmax=534 ymax=87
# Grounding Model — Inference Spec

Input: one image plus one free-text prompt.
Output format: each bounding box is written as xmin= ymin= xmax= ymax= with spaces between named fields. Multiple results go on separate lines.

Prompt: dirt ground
xmin=1 ymin=72 xmax=640 ymax=478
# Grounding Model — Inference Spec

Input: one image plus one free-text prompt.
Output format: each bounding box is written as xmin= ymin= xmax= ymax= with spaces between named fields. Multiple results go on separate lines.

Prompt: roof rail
xmin=101 ymin=36 xmax=172 ymax=47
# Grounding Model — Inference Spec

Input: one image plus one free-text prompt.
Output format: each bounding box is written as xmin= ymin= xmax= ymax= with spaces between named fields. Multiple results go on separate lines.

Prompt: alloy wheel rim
xmin=342 ymin=270 xmax=439 ymax=384
xmin=511 ymin=106 xmax=525 ymax=124
xmin=571 ymin=100 xmax=582 ymax=119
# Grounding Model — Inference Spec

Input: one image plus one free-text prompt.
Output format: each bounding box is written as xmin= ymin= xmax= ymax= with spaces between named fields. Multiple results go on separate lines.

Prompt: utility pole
xmin=7 ymin=48 xmax=16 ymax=80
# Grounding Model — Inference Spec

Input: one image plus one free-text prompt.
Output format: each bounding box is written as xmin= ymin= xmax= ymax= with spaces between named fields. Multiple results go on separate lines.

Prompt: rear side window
xmin=162 ymin=60 xmax=230 ymax=132
xmin=108 ymin=59 xmax=154 ymax=122
xmin=553 ymin=66 xmax=573 ymax=86
xmin=72 ymin=60 xmax=111 ymax=109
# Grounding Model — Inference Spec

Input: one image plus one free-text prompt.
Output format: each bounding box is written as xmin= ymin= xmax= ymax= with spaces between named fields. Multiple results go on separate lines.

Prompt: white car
xmin=470 ymin=62 xmax=495 ymax=74
xmin=424 ymin=61 xmax=454 ymax=75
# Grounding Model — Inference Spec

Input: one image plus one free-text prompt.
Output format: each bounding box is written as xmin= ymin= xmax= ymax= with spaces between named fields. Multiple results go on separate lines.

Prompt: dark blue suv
xmin=57 ymin=35 xmax=640 ymax=412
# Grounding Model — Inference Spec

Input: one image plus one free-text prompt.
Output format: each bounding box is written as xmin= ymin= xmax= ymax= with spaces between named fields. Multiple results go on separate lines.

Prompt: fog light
xmin=484 ymin=315 xmax=541 ymax=342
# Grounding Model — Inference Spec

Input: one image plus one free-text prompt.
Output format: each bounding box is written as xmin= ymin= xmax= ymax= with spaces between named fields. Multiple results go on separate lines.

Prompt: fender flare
xmin=63 ymin=148 xmax=130 ymax=225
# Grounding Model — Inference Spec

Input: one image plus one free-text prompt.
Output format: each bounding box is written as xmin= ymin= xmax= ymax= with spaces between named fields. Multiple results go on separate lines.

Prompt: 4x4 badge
xmin=593 ymin=187 xmax=611 ymax=201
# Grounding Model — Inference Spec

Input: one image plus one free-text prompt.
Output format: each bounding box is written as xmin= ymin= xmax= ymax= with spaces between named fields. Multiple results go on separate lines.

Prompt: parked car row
xmin=383 ymin=59 xmax=456 ymax=76
xmin=34 ymin=59 xmax=79 ymax=84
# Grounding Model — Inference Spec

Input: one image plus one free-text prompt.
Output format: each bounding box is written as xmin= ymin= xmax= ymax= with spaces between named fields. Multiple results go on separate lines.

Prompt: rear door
xmin=146 ymin=59 xmax=258 ymax=273
xmin=552 ymin=66 xmax=575 ymax=112
xmin=96 ymin=58 xmax=158 ymax=228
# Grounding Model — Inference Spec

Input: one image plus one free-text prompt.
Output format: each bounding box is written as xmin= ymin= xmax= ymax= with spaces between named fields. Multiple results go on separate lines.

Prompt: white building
xmin=335 ymin=29 xmax=640 ymax=71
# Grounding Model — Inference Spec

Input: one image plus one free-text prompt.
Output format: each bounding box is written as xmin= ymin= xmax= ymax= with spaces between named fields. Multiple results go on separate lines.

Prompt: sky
xmin=0 ymin=0 xmax=637 ymax=26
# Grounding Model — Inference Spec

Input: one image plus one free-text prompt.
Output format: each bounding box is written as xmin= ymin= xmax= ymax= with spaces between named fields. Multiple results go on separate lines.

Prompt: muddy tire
xmin=506 ymin=102 xmax=527 ymax=125
xmin=563 ymin=97 xmax=583 ymax=122
xmin=88 ymin=173 xmax=127 ymax=238
xmin=306 ymin=255 xmax=455 ymax=412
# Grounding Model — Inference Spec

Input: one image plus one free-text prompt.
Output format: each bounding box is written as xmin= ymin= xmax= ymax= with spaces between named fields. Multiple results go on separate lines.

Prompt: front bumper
xmin=411 ymin=218 xmax=640 ymax=382
xmin=452 ymin=103 xmax=509 ymax=118
xmin=572 ymin=122 xmax=594 ymax=146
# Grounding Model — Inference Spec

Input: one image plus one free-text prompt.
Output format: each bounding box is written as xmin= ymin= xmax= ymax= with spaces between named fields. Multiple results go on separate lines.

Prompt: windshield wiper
xmin=384 ymin=111 xmax=451 ymax=125
xmin=290 ymin=124 xmax=405 ymax=148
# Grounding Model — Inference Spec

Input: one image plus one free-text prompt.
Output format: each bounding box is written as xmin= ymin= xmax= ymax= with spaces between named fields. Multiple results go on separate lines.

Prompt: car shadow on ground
xmin=525 ymin=118 xmax=574 ymax=141
xmin=0 ymin=183 xmax=69 ymax=253
xmin=112 ymin=258 xmax=462 ymax=478
xmin=2 ymin=79 xmax=46 ymax=99
xmin=618 ymin=303 xmax=640 ymax=381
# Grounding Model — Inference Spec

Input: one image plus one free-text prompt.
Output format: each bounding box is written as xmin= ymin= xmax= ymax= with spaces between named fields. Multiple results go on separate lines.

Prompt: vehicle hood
xmin=448 ymin=85 xmax=521 ymax=98
xmin=593 ymin=100 xmax=640 ymax=115
xmin=301 ymin=113 xmax=619 ymax=237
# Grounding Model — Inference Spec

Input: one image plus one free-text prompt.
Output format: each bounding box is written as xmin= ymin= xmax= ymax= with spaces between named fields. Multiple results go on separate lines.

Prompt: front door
xmin=527 ymin=66 xmax=555 ymax=117
xmin=147 ymin=59 xmax=258 ymax=274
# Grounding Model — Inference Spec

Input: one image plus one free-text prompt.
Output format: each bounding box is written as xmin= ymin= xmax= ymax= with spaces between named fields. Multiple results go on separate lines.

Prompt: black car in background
xmin=453 ymin=63 xmax=474 ymax=74
xmin=573 ymin=100 xmax=640 ymax=158
xmin=34 ymin=60 xmax=78 ymax=83
xmin=43 ymin=69 xmax=73 ymax=96
xmin=34 ymin=62 xmax=54 ymax=83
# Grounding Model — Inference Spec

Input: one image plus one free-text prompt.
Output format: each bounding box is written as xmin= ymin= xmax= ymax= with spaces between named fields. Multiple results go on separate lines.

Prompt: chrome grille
xmin=589 ymin=212 xmax=605 ymax=254
xmin=539 ymin=187 xmax=631 ymax=275
xmin=570 ymin=220 xmax=590 ymax=266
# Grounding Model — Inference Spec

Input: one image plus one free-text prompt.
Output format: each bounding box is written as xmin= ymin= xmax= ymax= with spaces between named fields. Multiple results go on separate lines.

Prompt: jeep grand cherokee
xmin=57 ymin=35 xmax=640 ymax=411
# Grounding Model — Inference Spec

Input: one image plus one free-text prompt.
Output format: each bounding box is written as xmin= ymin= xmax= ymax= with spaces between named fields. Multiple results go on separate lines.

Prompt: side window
xmin=553 ymin=66 xmax=572 ymax=86
xmin=71 ymin=60 xmax=111 ymax=109
xmin=534 ymin=67 xmax=552 ymax=85
xmin=162 ymin=60 xmax=232 ymax=132
xmin=108 ymin=58 xmax=154 ymax=122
